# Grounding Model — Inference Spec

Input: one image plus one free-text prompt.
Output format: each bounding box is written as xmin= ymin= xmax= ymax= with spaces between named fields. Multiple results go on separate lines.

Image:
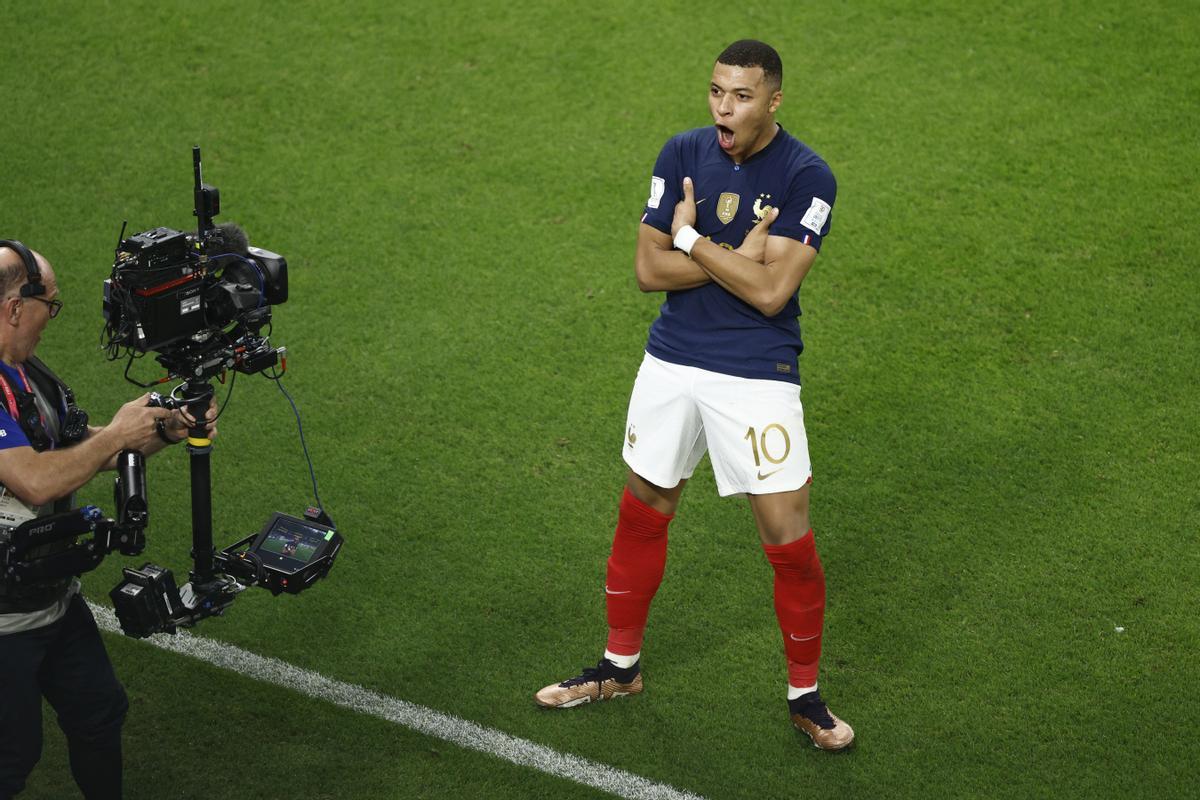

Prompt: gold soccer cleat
xmin=534 ymin=659 xmax=644 ymax=709
xmin=789 ymin=691 xmax=855 ymax=751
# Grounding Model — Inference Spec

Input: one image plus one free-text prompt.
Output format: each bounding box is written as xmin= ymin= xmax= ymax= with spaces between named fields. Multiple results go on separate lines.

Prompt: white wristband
xmin=673 ymin=225 xmax=701 ymax=256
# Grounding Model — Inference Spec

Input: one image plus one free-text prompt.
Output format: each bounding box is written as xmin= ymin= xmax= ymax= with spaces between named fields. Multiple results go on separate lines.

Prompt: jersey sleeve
xmin=640 ymin=136 xmax=684 ymax=235
xmin=769 ymin=162 xmax=837 ymax=252
xmin=0 ymin=408 xmax=31 ymax=450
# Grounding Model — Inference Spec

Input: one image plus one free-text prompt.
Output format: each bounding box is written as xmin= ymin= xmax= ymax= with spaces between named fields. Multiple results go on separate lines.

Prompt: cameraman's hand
xmin=164 ymin=396 xmax=219 ymax=442
xmin=109 ymin=393 xmax=175 ymax=452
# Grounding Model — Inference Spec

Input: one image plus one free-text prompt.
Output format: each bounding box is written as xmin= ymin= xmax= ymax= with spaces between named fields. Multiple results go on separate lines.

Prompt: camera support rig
xmin=103 ymin=147 xmax=342 ymax=638
xmin=111 ymin=356 xmax=341 ymax=637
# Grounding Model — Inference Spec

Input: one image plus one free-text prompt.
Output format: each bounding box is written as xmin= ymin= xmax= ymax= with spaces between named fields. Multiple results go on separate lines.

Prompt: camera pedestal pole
xmin=183 ymin=379 xmax=217 ymax=585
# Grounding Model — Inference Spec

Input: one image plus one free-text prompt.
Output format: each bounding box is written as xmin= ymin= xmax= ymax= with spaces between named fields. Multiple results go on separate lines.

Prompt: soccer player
xmin=534 ymin=40 xmax=852 ymax=751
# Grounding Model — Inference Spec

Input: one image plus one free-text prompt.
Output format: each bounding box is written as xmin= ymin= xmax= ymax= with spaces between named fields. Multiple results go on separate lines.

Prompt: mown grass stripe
xmin=88 ymin=601 xmax=703 ymax=800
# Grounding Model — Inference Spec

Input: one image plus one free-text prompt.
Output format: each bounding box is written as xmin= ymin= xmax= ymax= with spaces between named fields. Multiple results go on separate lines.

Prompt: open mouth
xmin=716 ymin=124 xmax=735 ymax=151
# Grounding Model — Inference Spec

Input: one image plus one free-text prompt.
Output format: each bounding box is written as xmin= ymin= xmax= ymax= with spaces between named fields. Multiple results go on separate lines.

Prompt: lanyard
xmin=0 ymin=373 xmax=17 ymax=419
xmin=0 ymin=364 xmax=50 ymax=442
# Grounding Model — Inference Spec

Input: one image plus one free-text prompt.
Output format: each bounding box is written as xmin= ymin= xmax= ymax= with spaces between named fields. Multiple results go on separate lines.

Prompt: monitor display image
xmin=255 ymin=516 xmax=330 ymax=573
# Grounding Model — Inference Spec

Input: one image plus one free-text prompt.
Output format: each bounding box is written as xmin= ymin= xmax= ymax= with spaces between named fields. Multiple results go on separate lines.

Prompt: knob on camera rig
xmin=97 ymin=147 xmax=343 ymax=638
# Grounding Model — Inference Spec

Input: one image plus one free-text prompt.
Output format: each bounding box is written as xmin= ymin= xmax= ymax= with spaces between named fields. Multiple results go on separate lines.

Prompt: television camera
xmin=102 ymin=147 xmax=287 ymax=382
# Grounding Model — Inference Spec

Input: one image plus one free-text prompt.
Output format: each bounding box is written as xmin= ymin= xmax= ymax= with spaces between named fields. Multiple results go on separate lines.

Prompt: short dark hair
xmin=716 ymin=39 xmax=783 ymax=90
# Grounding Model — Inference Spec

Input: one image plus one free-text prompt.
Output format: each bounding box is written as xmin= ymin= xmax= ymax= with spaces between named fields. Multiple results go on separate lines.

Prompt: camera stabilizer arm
xmin=0 ymin=506 xmax=143 ymax=584
xmin=111 ymin=507 xmax=343 ymax=637
xmin=109 ymin=375 xmax=343 ymax=638
xmin=107 ymin=378 xmax=247 ymax=637
xmin=0 ymin=449 xmax=149 ymax=587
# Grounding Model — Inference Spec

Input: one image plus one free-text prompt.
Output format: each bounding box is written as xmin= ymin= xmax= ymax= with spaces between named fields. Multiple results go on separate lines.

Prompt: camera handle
xmin=193 ymin=146 xmax=220 ymax=237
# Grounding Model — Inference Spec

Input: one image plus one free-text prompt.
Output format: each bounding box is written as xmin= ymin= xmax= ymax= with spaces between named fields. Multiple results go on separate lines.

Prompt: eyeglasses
xmin=27 ymin=296 xmax=63 ymax=319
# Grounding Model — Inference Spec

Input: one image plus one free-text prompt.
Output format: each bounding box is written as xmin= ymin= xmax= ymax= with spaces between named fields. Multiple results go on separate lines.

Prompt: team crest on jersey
xmin=716 ymin=192 xmax=740 ymax=225
xmin=753 ymin=194 xmax=775 ymax=222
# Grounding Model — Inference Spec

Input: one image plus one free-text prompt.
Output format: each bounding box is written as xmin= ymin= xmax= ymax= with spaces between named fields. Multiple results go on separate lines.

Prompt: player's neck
xmin=733 ymin=121 xmax=780 ymax=165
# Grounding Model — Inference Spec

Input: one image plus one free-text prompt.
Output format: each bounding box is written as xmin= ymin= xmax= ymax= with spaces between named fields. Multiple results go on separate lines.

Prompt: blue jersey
xmin=0 ymin=361 xmax=64 ymax=451
xmin=640 ymin=125 xmax=836 ymax=384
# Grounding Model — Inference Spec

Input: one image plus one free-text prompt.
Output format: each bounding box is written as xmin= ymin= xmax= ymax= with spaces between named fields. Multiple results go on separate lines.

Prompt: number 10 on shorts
xmin=744 ymin=424 xmax=791 ymax=466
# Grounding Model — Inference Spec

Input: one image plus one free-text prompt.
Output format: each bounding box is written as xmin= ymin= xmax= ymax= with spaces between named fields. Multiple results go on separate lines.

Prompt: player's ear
xmin=768 ymin=90 xmax=782 ymax=114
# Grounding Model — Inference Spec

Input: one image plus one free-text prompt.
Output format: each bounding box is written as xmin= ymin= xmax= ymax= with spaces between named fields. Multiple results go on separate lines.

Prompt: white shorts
xmin=622 ymin=353 xmax=812 ymax=497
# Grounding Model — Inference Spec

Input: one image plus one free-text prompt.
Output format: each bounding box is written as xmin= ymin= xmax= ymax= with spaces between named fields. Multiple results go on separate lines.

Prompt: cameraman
xmin=0 ymin=243 xmax=213 ymax=800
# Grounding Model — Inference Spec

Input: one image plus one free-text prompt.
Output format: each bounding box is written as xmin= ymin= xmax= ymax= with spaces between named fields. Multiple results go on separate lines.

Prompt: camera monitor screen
xmin=251 ymin=513 xmax=336 ymax=575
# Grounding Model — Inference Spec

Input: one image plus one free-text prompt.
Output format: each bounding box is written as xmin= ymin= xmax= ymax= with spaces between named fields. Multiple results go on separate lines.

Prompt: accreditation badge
xmin=0 ymin=485 xmax=39 ymax=527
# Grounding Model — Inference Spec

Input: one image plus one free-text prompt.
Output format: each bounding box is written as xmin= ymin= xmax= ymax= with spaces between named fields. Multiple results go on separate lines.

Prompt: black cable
xmin=213 ymin=368 xmax=236 ymax=422
xmin=123 ymin=352 xmax=161 ymax=389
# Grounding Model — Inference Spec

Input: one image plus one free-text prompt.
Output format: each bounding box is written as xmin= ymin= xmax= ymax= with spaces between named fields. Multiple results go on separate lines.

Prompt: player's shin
xmin=762 ymin=530 xmax=826 ymax=688
xmin=604 ymin=487 xmax=672 ymax=658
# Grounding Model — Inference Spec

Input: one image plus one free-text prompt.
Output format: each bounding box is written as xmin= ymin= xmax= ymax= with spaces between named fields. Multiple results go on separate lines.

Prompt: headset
xmin=0 ymin=239 xmax=47 ymax=298
xmin=0 ymin=239 xmax=87 ymax=448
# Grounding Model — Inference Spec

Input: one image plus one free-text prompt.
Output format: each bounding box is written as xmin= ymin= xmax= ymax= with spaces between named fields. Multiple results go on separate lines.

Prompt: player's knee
xmin=618 ymin=486 xmax=675 ymax=538
xmin=763 ymin=530 xmax=824 ymax=577
xmin=750 ymin=485 xmax=811 ymax=546
xmin=625 ymin=473 xmax=681 ymax=516
xmin=758 ymin=520 xmax=810 ymax=547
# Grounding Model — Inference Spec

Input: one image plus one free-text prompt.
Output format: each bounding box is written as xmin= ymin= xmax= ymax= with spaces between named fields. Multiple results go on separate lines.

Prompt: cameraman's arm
xmin=0 ymin=428 xmax=127 ymax=506
xmin=87 ymin=425 xmax=170 ymax=471
xmin=0 ymin=394 xmax=170 ymax=505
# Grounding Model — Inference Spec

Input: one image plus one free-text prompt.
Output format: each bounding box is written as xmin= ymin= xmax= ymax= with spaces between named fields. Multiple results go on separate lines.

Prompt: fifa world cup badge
xmin=716 ymin=192 xmax=740 ymax=225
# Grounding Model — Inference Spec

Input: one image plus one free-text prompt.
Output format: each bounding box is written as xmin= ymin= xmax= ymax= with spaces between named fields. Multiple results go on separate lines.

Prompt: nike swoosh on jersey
xmin=757 ymin=469 xmax=783 ymax=480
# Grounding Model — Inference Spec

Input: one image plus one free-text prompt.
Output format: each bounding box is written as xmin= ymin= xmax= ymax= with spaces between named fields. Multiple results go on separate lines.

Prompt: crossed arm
xmin=633 ymin=177 xmax=818 ymax=316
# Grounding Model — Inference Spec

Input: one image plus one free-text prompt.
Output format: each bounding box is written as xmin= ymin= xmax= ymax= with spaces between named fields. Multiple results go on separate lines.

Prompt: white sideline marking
xmin=88 ymin=602 xmax=704 ymax=800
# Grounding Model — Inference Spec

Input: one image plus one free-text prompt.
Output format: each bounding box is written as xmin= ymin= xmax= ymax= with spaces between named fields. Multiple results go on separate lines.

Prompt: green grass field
xmin=2 ymin=0 xmax=1198 ymax=797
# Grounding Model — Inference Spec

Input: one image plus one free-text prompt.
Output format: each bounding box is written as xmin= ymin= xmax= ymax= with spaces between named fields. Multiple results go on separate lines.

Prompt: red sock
xmin=604 ymin=487 xmax=673 ymax=656
xmin=762 ymin=530 xmax=826 ymax=687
